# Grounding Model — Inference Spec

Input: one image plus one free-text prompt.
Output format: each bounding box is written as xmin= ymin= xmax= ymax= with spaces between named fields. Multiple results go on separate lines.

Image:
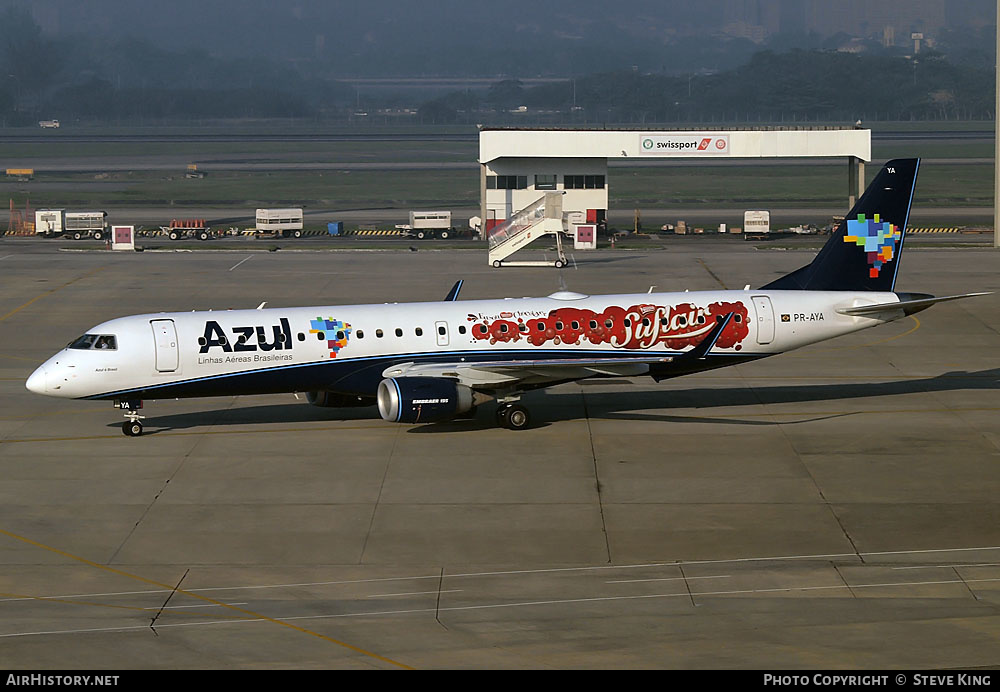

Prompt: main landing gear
xmin=117 ymin=400 xmax=145 ymax=437
xmin=495 ymin=402 xmax=531 ymax=430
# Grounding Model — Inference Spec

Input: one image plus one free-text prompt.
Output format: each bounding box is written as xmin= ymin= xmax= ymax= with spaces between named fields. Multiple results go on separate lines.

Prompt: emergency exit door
xmin=751 ymin=296 xmax=775 ymax=345
xmin=151 ymin=319 xmax=179 ymax=372
xmin=435 ymin=321 xmax=449 ymax=347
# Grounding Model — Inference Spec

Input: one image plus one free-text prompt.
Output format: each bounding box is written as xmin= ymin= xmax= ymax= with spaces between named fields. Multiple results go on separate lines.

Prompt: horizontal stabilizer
xmin=838 ymin=292 xmax=990 ymax=317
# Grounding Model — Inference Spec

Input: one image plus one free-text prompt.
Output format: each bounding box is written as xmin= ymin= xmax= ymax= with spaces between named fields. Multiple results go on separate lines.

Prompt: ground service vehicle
xmin=161 ymin=219 xmax=215 ymax=241
xmin=35 ymin=210 xmax=108 ymax=240
xmin=255 ymin=208 xmax=304 ymax=238
xmin=395 ymin=211 xmax=470 ymax=240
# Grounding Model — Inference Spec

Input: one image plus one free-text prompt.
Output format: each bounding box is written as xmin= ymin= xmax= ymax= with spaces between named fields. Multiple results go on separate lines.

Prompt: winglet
xmin=650 ymin=312 xmax=734 ymax=382
xmin=679 ymin=312 xmax=734 ymax=361
xmin=445 ymin=280 xmax=463 ymax=302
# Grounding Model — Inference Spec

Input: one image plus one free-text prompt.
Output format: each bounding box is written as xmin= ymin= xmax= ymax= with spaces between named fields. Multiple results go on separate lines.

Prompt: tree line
xmin=0 ymin=6 xmax=994 ymax=126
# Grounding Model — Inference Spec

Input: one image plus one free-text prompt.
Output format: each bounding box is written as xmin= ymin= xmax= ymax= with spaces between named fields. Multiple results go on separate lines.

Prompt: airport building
xmin=478 ymin=126 xmax=872 ymax=239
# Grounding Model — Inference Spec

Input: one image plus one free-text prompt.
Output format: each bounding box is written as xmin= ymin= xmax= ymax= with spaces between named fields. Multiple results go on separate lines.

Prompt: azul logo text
xmin=199 ymin=318 xmax=293 ymax=353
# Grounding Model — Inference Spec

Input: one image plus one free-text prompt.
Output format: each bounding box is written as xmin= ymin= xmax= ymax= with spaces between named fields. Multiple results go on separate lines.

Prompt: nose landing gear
xmin=116 ymin=400 xmax=145 ymax=437
xmin=123 ymin=419 xmax=144 ymax=437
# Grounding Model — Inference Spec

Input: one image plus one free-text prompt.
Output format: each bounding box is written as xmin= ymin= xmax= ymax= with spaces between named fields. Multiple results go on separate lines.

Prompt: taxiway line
xmin=4 ymin=575 xmax=1000 ymax=640
xmin=0 ymin=528 xmax=413 ymax=669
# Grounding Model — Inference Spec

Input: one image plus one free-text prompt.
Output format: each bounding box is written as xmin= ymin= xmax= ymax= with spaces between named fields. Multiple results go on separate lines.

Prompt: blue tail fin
xmin=761 ymin=158 xmax=919 ymax=292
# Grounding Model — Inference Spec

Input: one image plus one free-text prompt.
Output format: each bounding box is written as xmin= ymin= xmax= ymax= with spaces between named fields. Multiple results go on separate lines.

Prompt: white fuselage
xmin=26 ymin=289 xmax=901 ymax=402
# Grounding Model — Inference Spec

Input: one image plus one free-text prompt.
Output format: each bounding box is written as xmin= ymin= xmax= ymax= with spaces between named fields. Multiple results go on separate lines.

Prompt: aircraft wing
xmin=383 ymin=355 xmax=675 ymax=388
xmin=382 ymin=313 xmax=737 ymax=389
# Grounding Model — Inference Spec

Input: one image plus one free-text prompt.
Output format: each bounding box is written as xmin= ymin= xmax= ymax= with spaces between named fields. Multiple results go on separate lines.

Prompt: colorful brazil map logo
xmin=843 ymin=213 xmax=901 ymax=279
xmin=309 ymin=317 xmax=351 ymax=358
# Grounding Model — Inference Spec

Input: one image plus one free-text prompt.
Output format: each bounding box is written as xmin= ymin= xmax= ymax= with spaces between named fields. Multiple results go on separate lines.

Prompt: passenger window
xmin=415 ymin=327 xmax=423 ymax=336
xmin=536 ymin=322 xmax=545 ymax=331
xmin=437 ymin=326 xmax=446 ymax=336
xmin=297 ymin=332 xmax=305 ymax=342
xmin=604 ymin=319 xmax=613 ymax=328
xmin=519 ymin=323 xmax=528 ymax=332
xmin=555 ymin=321 xmax=563 ymax=330
xmin=376 ymin=329 xmax=384 ymax=338
xmin=623 ymin=319 xmax=631 ymax=328
xmin=661 ymin=318 xmax=668 ymax=326
xmin=316 ymin=331 xmax=325 ymax=340
xmin=642 ymin=318 xmax=650 ymax=327
xmin=357 ymin=330 xmax=364 ymax=339
xmin=477 ymin=325 xmax=488 ymax=335
xmin=589 ymin=320 xmax=597 ymax=329
xmin=734 ymin=315 xmax=742 ymax=323
xmin=571 ymin=321 xmax=579 ymax=330
xmin=336 ymin=331 xmax=345 ymax=340
xmin=395 ymin=328 xmax=403 ymax=337
xmin=500 ymin=324 xmax=508 ymax=333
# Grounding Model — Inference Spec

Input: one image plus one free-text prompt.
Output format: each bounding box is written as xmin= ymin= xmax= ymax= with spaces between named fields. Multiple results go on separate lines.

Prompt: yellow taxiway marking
xmin=0 ymin=267 xmax=106 ymax=324
xmin=696 ymin=258 xmax=729 ymax=290
xmin=0 ymin=354 xmax=41 ymax=363
xmin=0 ymin=529 xmax=413 ymax=669
xmin=786 ymin=315 xmax=921 ymax=356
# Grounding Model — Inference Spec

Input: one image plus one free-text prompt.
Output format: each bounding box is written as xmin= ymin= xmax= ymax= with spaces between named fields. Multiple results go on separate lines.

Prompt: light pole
xmin=6 ymin=74 xmax=19 ymax=113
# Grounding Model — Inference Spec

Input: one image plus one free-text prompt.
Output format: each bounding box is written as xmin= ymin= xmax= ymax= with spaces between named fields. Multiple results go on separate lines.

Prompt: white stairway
xmin=487 ymin=192 xmax=568 ymax=268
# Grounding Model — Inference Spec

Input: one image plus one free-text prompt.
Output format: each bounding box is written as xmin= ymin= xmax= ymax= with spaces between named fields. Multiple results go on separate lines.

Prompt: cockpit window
xmin=69 ymin=334 xmax=98 ymax=350
xmin=68 ymin=334 xmax=117 ymax=350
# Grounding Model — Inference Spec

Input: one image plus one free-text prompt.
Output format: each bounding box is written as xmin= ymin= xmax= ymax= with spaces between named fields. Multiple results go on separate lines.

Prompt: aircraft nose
xmin=25 ymin=366 xmax=47 ymax=394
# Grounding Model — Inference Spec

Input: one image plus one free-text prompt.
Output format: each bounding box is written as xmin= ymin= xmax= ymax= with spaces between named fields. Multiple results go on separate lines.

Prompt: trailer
xmin=395 ymin=210 xmax=476 ymax=240
xmin=743 ymin=210 xmax=771 ymax=241
xmin=255 ymin=208 xmax=304 ymax=238
xmin=160 ymin=219 xmax=217 ymax=241
xmin=35 ymin=210 xmax=108 ymax=240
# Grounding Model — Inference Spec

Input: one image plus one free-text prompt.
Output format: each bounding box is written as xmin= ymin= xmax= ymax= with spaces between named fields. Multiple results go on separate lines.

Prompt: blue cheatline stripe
xmin=391 ymin=378 xmax=402 ymax=422
xmin=891 ymin=158 xmax=920 ymax=292
xmin=84 ymin=347 xmax=772 ymax=401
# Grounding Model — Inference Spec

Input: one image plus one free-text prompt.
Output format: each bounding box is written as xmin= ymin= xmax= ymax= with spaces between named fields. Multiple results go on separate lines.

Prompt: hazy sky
xmin=20 ymin=0 xmax=996 ymax=65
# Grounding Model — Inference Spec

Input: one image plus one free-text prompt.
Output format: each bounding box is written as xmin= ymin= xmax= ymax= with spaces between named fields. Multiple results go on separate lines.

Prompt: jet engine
xmin=376 ymin=377 xmax=475 ymax=423
xmin=306 ymin=391 xmax=374 ymax=408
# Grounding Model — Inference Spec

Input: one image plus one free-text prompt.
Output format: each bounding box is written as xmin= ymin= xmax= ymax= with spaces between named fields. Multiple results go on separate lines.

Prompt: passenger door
xmin=151 ymin=319 xmax=179 ymax=372
xmin=751 ymin=296 xmax=775 ymax=345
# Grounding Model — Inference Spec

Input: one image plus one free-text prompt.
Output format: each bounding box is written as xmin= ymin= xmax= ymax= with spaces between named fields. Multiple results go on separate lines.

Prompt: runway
xmin=1 ymin=242 xmax=999 ymax=668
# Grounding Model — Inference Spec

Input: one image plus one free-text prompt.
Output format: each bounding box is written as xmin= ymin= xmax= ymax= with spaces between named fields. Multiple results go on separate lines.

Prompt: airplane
xmin=25 ymin=158 xmax=986 ymax=436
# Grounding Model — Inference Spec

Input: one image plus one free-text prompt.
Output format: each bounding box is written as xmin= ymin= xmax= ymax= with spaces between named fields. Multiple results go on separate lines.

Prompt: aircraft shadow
xmin=105 ymin=368 xmax=1000 ymax=435
xmin=569 ymin=367 xmax=1000 ymax=424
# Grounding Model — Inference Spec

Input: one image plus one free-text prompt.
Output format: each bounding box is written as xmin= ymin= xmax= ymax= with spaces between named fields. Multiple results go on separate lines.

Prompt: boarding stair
xmin=487 ymin=192 xmax=568 ymax=268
